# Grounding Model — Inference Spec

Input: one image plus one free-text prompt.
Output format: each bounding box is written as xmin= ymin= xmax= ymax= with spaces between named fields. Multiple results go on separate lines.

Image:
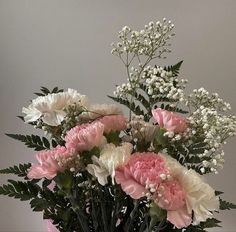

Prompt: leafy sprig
xmin=5 ymin=133 xmax=57 ymax=151
xmin=34 ymin=86 xmax=64 ymax=97
xmin=0 ymin=163 xmax=31 ymax=179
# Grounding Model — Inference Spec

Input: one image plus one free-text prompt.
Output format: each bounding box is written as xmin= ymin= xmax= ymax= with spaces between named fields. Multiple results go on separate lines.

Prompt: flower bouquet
xmin=1 ymin=19 xmax=236 ymax=232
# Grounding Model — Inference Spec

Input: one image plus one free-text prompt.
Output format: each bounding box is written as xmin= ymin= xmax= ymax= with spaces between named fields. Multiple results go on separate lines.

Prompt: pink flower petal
xmin=152 ymin=108 xmax=187 ymax=133
xmin=98 ymin=115 xmax=126 ymax=133
xmin=45 ymin=219 xmax=60 ymax=232
xmin=115 ymin=168 xmax=147 ymax=199
xmin=65 ymin=122 xmax=104 ymax=152
xmin=167 ymin=206 xmax=192 ymax=229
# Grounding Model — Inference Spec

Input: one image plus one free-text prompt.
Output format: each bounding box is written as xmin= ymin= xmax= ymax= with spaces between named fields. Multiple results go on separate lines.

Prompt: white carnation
xmin=22 ymin=88 xmax=88 ymax=126
xmin=86 ymin=143 xmax=133 ymax=185
xmin=161 ymin=154 xmax=219 ymax=225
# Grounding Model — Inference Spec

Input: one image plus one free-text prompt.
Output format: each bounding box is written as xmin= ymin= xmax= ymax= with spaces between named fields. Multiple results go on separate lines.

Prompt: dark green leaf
xmin=108 ymin=95 xmax=145 ymax=116
xmin=164 ymin=60 xmax=183 ymax=77
xmin=220 ymin=198 xmax=236 ymax=210
xmin=5 ymin=134 xmax=51 ymax=151
xmin=0 ymin=163 xmax=31 ymax=179
xmin=200 ymin=218 xmax=221 ymax=228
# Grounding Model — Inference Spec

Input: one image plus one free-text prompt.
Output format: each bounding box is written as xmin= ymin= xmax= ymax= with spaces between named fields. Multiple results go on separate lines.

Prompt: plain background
xmin=0 ymin=1 xmax=235 ymax=231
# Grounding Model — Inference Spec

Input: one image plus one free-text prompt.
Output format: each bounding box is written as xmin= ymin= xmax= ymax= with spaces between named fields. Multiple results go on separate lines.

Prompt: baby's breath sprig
xmin=111 ymin=19 xmax=175 ymax=120
xmin=184 ymin=88 xmax=236 ymax=174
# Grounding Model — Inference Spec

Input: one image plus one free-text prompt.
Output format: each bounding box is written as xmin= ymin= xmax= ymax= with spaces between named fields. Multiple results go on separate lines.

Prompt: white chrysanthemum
xmin=80 ymin=104 xmax=123 ymax=120
xmin=86 ymin=143 xmax=133 ymax=185
xmin=160 ymin=154 xmax=219 ymax=225
xmin=22 ymin=89 xmax=88 ymax=126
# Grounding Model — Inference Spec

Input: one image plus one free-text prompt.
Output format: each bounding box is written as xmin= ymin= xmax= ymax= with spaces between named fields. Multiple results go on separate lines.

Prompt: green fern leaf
xmin=108 ymin=96 xmax=145 ymax=116
xmin=164 ymin=60 xmax=183 ymax=77
xmin=159 ymin=103 xmax=188 ymax=114
xmin=5 ymin=134 xmax=51 ymax=151
xmin=220 ymin=198 xmax=236 ymax=210
xmin=34 ymin=86 xmax=64 ymax=97
xmin=0 ymin=163 xmax=31 ymax=179
xmin=0 ymin=180 xmax=40 ymax=201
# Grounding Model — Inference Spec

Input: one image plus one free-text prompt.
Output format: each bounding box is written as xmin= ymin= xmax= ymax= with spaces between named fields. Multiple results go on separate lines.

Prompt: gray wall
xmin=0 ymin=1 xmax=235 ymax=231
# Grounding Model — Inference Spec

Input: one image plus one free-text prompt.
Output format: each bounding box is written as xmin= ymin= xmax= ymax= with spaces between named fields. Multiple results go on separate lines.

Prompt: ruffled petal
xmin=115 ymin=169 xmax=147 ymax=199
xmin=167 ymin=206 xmax=192 ymax=229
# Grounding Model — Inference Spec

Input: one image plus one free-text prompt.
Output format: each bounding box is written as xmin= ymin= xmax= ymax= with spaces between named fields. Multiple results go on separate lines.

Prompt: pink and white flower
xmin=115 ymin=152 xmax=168 ymax=199
xmin=115 ymin=152 xmax=191 ymax=228
xmin=65 ymin=121 xmax=105 ymax=152
xmin=87 ymin=143 xmax=133 ymax=185
xmin=152 ymin=108 xmax=187 ymax=133
xmin=27 ymin=146 xmax=71 ymax=179
xmin=161 ymin=154 xmax=219 ymax=226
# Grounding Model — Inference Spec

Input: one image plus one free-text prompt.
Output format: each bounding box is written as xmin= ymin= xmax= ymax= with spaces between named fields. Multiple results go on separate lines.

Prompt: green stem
xmin=68 ymin=195 xmax=90 ymax=232
xmin=126 ymin=200 xmax=140 ymax=232
xmin=99 ymin=190 xmax=109 ymax=232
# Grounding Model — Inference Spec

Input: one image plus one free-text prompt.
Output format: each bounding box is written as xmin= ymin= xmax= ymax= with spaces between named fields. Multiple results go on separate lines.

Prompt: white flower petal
xmin=160 ymin=154 xmax=219 ymax=225
xmin=22 ymin=106 xmax=42 ymax=122
xmin=22 ymin=89 xmax=88 ymax=126
xmin=42 ymin=111 xmax=67 ymax=126
xmin=86 ymin=143 xmax=133 ymax=185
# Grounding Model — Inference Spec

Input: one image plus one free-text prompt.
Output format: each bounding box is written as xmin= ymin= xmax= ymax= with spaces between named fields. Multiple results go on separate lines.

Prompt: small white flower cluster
xmin=127 ymin=115 xmax=157 ymax=142
xmin=111 ymin=19 xmax=174 ymax=58
xmin=163 ymin=131 xmax=184 ymax=142
xmin=114 ymin=65 xmax=188 ymax=103
xmin=201 ymin=151 xmax=225 ymax=174
xmin=187 ymin=105 xmax=236 ymax=173
xmin=113 ymin=67 xmax=140 ymax=99
xmin=114 ymin=67 xmax=140 ymax=99
xmin=144 ymin=173 xmax=172 ymax=207
xmin=142 ymin=66 xmax=188 ymax=101
xmin=185 ymin=88 xmax=231 ymax=112
xmin=62 ymin=103 xmax=86 ymax=135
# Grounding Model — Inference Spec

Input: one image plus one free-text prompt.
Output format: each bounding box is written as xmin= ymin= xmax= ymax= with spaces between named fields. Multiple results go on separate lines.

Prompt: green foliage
xmin=108 ymin=95 xmax=145 ymax=116
xmin=170 ymin=218 xmax=221 ymax=232
xmin=133 ymin=92 xmax=150 ymax=110
xmin=153 ymin=128 xmax=168 ymax=151
xmin=106 ymin=131 xmax=121 ymax=145
xmin=34 ymin=86 xmax=64 ymax=97
xmin=0 ymin=163 xmax=31 ymax=179
xmin=54 ymin=171 xmax=73 ymax=195
xmin=164 ymin=60 xmax=183 ymax=77
xmin=148 ymin=202 xmax=166 ymax=230
xmin=219 ymin=198 xmax=236 ymax=210
xmin=215 ymin=190 xmax=224 ymax=196
xmin=159 ymin=103 xmax=188 ymax=114
xmin=5 ymin=133 xmax=52 ymax=151
xmin=200 ymin=218 xmax=221 ymax=228
xmin=0 ymin=180 xmax=40 ymax=201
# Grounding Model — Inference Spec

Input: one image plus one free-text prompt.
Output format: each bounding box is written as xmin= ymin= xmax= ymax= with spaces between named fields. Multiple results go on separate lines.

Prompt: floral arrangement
xmin=1 ymin=19 xmax=236 ymax=232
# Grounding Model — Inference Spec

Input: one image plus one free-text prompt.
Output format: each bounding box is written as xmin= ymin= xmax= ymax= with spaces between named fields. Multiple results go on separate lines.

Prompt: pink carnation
xmin=154 ymin=179 xmax=191 ymax=228
xmin=115 ymin=152 xmax=168 ymax=199
xmin=115 ymin=152 xmax=192 ymax=228
xmin=98 ymin=115 xmax=126 ymax=134
xmin=27 ymin=146 xmax=70 ymax=179
xmin=152 ymin=108 xmax=187 ymax=133
xmin=155 ymin=180 xmax=186 ymax=211
xmin=65 ymin=121 xmax=104 ymax=152
xmin=45 ymin=219 xmax=60 ymax=232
